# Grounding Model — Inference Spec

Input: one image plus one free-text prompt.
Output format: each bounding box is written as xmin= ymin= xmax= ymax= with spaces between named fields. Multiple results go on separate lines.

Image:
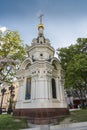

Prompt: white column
xmin=38 ymin=79 xmax=45 ymax=99
xmin=16 ymin=79 xmax=24 ymax=108
xmin=59 ymin=79 xmax=65 ymax=101
xmin=49 ymin=78 xmax=52 ymax=99
xmin=17 ymin=80 xmax=23 ymax=102
xmin=35 ymin=76 xmax=49 ymax=100
xmin=44 ymin=78 xmax=48 ymax=99
xmin=31 ymin=78 xmax=36 ymax=100
xmin=47 ymin=77 xmax=51 ymax=99
xmin=19 ymin=77 xmax=26 ymax=104
xmin=56 ymin=78 xmax=60 ymax=100
xmin=61 ymin=80 xmax=66 ymax=100
xmin=35 ymin=77 xmax=38 ymax=99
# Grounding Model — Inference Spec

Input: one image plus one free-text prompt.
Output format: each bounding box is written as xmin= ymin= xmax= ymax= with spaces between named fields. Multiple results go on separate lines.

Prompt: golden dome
xmin=38 ymin=24 xmax=44 ymax=29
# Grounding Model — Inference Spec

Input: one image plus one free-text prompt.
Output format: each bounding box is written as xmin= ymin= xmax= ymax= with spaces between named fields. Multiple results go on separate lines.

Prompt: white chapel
xmin=14 ymin=15 xmax=69 ymax=124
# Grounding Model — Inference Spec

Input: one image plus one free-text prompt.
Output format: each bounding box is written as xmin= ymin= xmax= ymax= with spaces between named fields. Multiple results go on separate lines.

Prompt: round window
xmin=40 ymin=53 xmax=43 ymax=56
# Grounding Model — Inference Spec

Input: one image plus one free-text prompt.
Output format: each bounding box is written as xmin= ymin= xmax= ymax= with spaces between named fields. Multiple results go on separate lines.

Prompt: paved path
xmin=21 ymin=122 xmax=87 ymax=130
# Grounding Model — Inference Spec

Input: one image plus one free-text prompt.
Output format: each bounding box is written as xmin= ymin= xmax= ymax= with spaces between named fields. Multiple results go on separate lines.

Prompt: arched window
xmin=25 ymin=78 xmax=31 ymax=100
xmin=52 ymin=78 xmax=57 ymax=98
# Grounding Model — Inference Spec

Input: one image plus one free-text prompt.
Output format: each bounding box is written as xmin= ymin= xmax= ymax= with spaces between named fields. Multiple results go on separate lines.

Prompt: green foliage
xmin=0 ymin=31 xmax=26 ymax=61
xmin=57 ymin=38 xmax=87 ymax=100
xmin=66 ymin=53 xmax=87 ymax=87
xmin=0 ymin=114 xmax=28 ymax=130
xmin=0 ymin=30 xmax=26 ymax=84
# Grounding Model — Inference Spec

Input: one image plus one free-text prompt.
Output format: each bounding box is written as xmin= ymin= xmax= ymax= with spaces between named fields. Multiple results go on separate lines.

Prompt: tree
xmin=57 ymin=38 xmax=87 ymax=106
xmin=0 ymin=30 xmax=26 ymax=84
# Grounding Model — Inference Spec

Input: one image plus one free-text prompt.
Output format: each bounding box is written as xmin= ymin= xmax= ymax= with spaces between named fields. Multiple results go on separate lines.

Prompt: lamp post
xmin=7 ymin=85 xmax=15 ymax=114
xmin=0 ymin=87 xmax=6 ymax=114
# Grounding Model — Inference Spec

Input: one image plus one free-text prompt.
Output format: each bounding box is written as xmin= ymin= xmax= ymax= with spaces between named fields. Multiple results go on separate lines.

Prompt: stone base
xmin=13 ymin=108 xmax=69 ymax=124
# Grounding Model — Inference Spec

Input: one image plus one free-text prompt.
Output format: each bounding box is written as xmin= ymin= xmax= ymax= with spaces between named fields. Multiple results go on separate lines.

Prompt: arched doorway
xmin=52 ymin=78 xmax=57 ymax=98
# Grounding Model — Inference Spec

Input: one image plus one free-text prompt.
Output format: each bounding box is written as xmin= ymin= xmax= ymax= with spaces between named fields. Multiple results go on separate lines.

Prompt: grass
xmin=59 ymin=109 xmax=87 ymax=124
xmin=70 ymin=109 xmax=87 ymax=123
xmin=0 ymin=114 xmax=29 ymax=130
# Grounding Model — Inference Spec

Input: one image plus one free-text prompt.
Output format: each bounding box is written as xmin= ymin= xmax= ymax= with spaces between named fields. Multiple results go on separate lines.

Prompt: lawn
xmin=59 ymin=109 xmax=87 ymax=124
xmin=70 ymin=109 xmax=87 ymax=123
xmin=0 ymin=114 xmax=29 ymax=130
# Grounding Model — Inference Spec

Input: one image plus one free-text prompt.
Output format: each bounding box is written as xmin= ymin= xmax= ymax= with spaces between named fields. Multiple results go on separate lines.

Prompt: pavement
xmin=20 ymin=122 xmax=87 ymax=130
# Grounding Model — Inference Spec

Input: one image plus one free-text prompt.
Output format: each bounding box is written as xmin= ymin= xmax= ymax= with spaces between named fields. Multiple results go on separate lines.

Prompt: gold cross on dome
xmin=39 ymin=14 xmax=44 ymax=24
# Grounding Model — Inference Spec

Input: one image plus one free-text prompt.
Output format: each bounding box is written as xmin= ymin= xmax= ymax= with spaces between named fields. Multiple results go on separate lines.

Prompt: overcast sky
xmin=0 ymin=0 xmax=87 ymax=49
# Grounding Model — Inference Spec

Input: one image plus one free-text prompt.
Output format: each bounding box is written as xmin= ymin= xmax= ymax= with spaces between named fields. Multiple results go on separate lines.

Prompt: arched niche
xmin=20 ymin=58 xmax=32 ymax=70
xmin=25 ymin=63 xmax=31 ymax=69
xmin=52 ymin=61 xmax=57 ymax=70
xmin=51 ymin=57 xmax=61 ymax=70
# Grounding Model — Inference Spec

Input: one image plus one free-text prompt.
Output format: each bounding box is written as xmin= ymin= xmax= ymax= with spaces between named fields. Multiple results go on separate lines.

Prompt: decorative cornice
xmin=28 ymin=44 xmax=55 ymax=53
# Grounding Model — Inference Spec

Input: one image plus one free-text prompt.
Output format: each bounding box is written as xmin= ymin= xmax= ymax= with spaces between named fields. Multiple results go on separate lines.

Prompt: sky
xmin=0 ymin=0 xmax=87 ymax=49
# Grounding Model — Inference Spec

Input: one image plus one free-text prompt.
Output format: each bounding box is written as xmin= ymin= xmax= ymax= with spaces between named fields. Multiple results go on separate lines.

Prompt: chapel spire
xmin=38 ymin=14 xmax=44 ymax=36
xmin=39 ymin=14 xmax=43 ymax=24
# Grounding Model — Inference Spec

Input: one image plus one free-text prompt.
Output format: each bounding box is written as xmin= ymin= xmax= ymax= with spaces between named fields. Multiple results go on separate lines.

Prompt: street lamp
xmin=0 ymin=87 xmax=6 ymax=114
xmin=7 ymin=85 xmax=15 ymax=114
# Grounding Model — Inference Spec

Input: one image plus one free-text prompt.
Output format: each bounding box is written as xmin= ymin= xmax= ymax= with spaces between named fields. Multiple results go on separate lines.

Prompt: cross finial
xmin=39 ymin=14 xmax=44 ymax=24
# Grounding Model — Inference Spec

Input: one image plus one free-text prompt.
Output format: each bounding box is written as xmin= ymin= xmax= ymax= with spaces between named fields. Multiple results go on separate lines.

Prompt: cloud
xmin=0 ymin=27 xmax=7 ymax=33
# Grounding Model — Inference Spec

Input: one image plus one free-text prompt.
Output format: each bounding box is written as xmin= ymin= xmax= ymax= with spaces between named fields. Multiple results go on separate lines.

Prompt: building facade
xmin=0 ymin=82 xmax=18 ymax=111
xmin=14 ymin=16 xmax=69 ymax=124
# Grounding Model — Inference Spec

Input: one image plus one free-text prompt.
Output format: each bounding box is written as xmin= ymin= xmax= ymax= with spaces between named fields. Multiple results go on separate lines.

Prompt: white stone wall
xmin=16 ymin=60 xmax=67 ymax=109
xmin=28 ymin=45 xmax=54 ymax=60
